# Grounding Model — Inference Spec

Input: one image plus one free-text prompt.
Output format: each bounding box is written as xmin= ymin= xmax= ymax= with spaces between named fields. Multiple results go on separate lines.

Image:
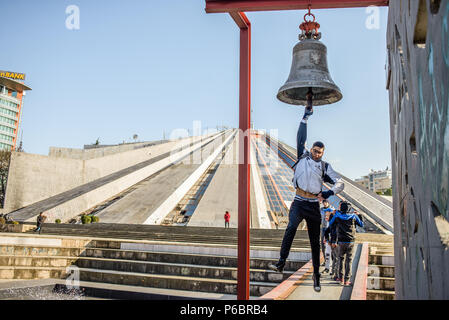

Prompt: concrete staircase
xmin=73 ymin=239 xmax=305 ymax=297
xmin=0 ymin=228 xmax=309 ymax=298
xmin=366 ymin=244 xmax=395 ymax=300
xmin=22 ymin=223 xmax=313 ymax=248
xmin=0 ymin=237 xmax=88 ymax=281
xmin=2 ymin=225 xmax=394 ymax=299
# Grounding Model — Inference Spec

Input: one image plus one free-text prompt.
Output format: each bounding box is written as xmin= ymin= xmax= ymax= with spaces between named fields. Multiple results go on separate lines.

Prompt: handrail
xmin=258 ymin=258 xmax=314 ymax=300
xmin=351 ymin=242 xmax=369 ymax=300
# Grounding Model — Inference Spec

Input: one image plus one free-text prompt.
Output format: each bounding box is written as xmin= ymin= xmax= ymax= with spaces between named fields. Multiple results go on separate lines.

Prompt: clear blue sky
xmin=1 ymin=0 xmax=390 ymax=180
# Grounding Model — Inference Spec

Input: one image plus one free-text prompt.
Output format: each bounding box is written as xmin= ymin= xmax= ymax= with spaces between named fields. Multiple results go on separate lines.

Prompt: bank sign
xmin=0 ymin=70 xmax=26 ymax=81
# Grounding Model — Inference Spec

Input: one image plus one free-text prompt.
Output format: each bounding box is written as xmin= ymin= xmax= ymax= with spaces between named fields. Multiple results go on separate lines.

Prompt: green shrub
xmin=12 ymin=221 xmax=19 ymax=225
xmin=55 ymin=219 xmax=61 ymax=224
xmin=91 ymin=216 xmax=99 ymax=223
xmin=81 ymin=215 xmax=92 ymax=224
xmin=0 ymin=217 xmax=5 ymax=225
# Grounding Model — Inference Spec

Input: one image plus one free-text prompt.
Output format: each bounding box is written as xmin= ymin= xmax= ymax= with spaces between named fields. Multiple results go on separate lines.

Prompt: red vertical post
xmin=232 ymin=12 xmax=251 ymax=300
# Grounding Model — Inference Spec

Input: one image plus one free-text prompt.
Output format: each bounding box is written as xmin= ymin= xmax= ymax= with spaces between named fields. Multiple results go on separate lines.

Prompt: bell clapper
xmin=306 ymin=88 xmax=313 ymax=114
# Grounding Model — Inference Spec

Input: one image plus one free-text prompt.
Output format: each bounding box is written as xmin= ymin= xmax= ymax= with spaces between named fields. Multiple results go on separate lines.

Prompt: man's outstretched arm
xmin=296 ymin=108 xmax=313 ymax=159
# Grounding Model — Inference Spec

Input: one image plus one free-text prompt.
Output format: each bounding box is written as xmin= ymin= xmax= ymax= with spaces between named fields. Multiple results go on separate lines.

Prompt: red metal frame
xmin=205 ymin=0 xmax=389 ymax=301
xmin=235 ymin=11 xmax=251 ymax=300
xmin=207 ymin=0 xmax=388 ymax=13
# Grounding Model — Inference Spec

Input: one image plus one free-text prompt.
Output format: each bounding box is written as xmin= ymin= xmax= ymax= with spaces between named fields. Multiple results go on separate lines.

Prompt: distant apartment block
xmin=355 ymin=168 xmax=392 ymax=193
xmin=0 ymin=70 xmax=32 ymax=151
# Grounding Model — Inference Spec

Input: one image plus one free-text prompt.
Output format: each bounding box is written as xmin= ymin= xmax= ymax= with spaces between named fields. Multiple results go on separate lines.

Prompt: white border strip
xmin=143 ymin=131 xmax=236 ymax=225
xmin=250 ymin=142 xmax=272 ymax=229
xmin=0 ymin=236 xmax=62 ymax=247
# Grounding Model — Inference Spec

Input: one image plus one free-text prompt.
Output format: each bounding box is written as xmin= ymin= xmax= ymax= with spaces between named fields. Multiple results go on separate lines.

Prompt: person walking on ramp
xmin=327 ymin=201 xmax=364 ymax=286
xmin=268 ymin=106 xmax=344 ymax=292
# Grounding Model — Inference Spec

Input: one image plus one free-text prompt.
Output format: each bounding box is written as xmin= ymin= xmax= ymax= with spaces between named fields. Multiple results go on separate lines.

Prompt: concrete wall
xmin=4 ymin=134 xmax=217 ymax=213
xmin=339 ymin=178 xmax=394 ymax=233
xmin=188 ymin=135 xmax=240 ymax=228
xmin=387 ymin=0 xmax=449 ymax=299
xmin=48 ymin=140 xmax=167 ymax=160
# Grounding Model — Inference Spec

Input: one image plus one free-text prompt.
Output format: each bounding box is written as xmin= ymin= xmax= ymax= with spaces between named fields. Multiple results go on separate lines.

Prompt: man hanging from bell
xmin=269 ymin=91 xmax=344 ymax=292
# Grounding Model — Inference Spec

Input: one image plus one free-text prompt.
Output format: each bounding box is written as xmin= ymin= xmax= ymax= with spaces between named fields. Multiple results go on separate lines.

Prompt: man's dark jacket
xmin=327 ymin=211 xmax=364 ymax=243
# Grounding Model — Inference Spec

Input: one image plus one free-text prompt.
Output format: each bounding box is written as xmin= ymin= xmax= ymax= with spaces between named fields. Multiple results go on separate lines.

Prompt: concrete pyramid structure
xmin=4 ymin=129 xmax=393 ymax=234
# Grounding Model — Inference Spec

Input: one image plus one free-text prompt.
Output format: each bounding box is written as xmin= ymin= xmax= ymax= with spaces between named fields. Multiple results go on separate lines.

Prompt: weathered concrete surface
xmin=4 ymin=133 xmax=218 ymax=213
xmin=338 ymin=178 xmax=394 ymax=233
xmin=143 ymin=130 xmax=237 ymax=225
xmin=250 ymin=142 xmax=272 ymax=229
xmin=187 ymin=135 xmax=240 ymax=228
xmin=96 ymin=132 xmax=235 ymax=224
xmin=187 ymin=134 xmax=268 ymax=229
xmin=387 ymin=0 xmax=449 ymax=299
xmin=95 ymin=162 xmax=203 ymax=224
xmin=48 ymin=140 xmax=167 ymax=160
xmin=7 ymin=133 xmax=224 ymax=223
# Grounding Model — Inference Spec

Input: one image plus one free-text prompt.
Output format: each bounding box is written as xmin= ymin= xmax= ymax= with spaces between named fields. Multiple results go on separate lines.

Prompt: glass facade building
xmin=0 ymin=75 xmax=32 ymax=151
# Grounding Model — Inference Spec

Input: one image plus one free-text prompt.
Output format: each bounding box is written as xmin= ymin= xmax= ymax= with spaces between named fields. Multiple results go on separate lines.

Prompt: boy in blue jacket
xmin=327 ymin=201 xmax=363 ymax=286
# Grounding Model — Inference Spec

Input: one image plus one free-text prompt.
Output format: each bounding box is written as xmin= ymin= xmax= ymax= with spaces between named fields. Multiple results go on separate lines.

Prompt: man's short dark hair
xmin=339 ymin=201 xmax=351 ymax=213
xmin=312 ymin=141 xmax=325 ymax=149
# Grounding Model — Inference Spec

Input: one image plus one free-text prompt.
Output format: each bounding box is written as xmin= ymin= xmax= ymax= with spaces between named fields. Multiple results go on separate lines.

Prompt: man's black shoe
xmin=313 ymin=273 xmax=321 ymax=292
xmin=268 ymin=261 xmax=285 ymax=273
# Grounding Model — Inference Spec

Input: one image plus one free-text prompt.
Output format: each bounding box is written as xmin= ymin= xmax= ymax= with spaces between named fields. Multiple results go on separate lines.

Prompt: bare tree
xmin=0 ymin=150 xmax=11 ymax=208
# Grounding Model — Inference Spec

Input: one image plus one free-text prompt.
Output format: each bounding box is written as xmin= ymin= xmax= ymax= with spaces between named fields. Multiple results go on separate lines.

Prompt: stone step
xmin=74 ymin=257 xmax=293 ymax=283
xmin=368 ymin=254 xmax=394 ymax=266
xmin=367 ymin=276 xmax=395 ymax=290
xmin=77 ymin=267 xmax=277 ymax=297
xmin=36 ymin=228 xmax=310 ymax=247
xmin=22 ymin=223 xmax=294 ymax=237
xmin=0 ymin=246 xmax=84 ymax=257
xmin=80 ymin=247 xmax=304 ymax=271
xmin=370 ymin=250 xmax=394 ymax=256
xmin=53 ymin=280 xmax=241 ymax=300
xmin=0 ymin=255 xmax=76 ymax=268
xmin=367 ymin=265 xmax=395 ymax=278
xmin=0 ymin=266 xmax=68 ymax=280
xmin=19 ymin=223 xmax=394 ymax=243
xmin=366 ymin=289 xmax=395 ymax=300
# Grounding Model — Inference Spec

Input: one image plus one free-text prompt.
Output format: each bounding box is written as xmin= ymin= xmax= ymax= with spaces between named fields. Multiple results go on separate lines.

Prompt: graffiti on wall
xmin=388 ymin=0 xmax=449 ymax=299
xmin=417 ymin=1 xmax=449 ymax=220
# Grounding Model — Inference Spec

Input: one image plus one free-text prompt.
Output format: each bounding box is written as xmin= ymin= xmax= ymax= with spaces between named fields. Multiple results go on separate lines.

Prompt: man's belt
xmin=296 ymin=188 xmax=319 ymax=199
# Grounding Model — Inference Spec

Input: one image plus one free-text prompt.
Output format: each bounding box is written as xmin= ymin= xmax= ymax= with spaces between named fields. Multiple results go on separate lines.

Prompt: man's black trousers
xmin=279 ymin=199 xmax=321 ymax=275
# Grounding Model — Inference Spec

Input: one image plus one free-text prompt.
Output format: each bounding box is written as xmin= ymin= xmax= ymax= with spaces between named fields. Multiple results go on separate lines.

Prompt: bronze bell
xmin=277 ymin=11 xmax=342 ymax=106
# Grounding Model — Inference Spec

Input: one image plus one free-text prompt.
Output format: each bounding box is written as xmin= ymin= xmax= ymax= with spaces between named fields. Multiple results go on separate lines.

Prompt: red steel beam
xmin=236 ymin=11 xmax=251 ymax=301
xmin=229 ymin=11 xmax=251 ymax=28
xmin=206 ymin=0 xmax=388 ymax=13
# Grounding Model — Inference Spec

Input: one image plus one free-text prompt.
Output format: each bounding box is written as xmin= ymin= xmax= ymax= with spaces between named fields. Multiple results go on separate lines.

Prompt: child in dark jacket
xmin=327 ymin=201 xmax=363 ymax=286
